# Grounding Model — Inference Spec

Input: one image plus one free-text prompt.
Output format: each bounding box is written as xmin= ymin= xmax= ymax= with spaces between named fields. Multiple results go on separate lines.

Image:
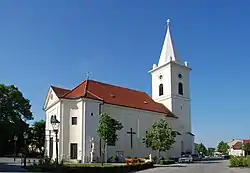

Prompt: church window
xmin=178 ymin=82 xmax=183 ymax=95
xmin=159 ymin=84 xmax=163 ymax=96
xmin=72 ymin=117 xmax=77 ymax=125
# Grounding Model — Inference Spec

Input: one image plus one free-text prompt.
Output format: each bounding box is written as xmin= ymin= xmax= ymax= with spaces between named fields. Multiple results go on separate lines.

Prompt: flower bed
xmin=125 ymin=158 xmax=145 ymax=165
xmin=229 ymin=156 xmax=250 ymax=168
xmin=25 ymin=162 xmax=154 ymax=173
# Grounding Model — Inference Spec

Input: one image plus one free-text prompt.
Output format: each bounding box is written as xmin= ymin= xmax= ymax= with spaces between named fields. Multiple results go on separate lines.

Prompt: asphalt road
xmin=1 ymin=158 xmax=249 ymax=173
xmin=138 ymin=160 xmax=249 ymax=173
xmin=0 ymin=157 xmax=39 ymax=172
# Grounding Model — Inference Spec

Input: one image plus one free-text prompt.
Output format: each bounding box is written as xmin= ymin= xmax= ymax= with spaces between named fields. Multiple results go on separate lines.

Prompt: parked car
xmin=178 ymin=154 xmax=193 ymax=163
xmin=191 ymin=154 xmax=202 ymax=161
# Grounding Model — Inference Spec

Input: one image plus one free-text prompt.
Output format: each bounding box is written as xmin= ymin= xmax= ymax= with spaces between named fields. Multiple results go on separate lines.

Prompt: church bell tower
xmin=149 ymin=19 xmax=193 ymax=153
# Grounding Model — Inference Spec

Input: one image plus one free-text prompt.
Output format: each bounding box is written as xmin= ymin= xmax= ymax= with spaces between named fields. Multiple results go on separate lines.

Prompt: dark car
xmin=191 ymin=154 xmax=202 ymax=161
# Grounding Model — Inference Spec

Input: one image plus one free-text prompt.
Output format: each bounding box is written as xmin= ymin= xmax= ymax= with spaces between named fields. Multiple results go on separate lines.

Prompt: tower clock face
xmin=178 ymin=73 xmax=182 ymax=79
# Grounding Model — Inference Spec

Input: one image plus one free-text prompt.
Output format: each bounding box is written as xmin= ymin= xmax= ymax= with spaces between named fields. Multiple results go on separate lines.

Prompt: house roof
xmin=51 ymin=80 xmax=177 ymax=118
xmin=243 ymin=140 xmax=250 ymax=144
xmin=232 ymin=142 xmax=243 ymax=150
xmin=227 ymin=140 xmax=241 ymax=148
xmin=51 ymin=86 xmax=70 ymax=98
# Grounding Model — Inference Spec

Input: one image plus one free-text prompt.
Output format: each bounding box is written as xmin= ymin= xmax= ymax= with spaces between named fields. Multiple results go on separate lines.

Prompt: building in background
xmin=227 ymin=139 xmax=250 ymax=156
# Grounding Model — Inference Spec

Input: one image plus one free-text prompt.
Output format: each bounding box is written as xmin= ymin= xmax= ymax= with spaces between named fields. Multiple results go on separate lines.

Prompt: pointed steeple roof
xmin=158 ymin=19 xmax=181 ymax=66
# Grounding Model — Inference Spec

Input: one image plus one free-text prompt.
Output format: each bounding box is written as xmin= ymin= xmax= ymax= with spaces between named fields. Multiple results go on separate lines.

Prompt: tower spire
xmin=158 ymin=19 xmax=181 ymax=66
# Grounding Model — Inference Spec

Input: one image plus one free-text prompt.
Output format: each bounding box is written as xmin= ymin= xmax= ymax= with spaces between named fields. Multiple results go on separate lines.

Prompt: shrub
xmin=152 ymin=156 xmax=158 ymax=164
xmin=229 ymin=156 xmax=250 ymax=167
xmin=114 ymin=155 xmax=119 ymax=163
xmin=158 ymin=160 xmax=175 ymax=165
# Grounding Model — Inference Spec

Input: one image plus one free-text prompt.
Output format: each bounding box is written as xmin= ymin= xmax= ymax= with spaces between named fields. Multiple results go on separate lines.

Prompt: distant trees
xmin=217 ymin=141 xmax=229 ymax=155
xmin=195 ymin=143 xmax=208 ymax=156
xmin=26 ymin=120 xmax=45 ymax=154
xmin=142 ymin=119 xmax=176 ymax=157
xmin=207 ymin=148 xmax=215 ymax=156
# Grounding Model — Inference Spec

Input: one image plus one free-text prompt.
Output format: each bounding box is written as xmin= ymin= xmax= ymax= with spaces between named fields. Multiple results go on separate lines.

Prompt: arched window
xmin=159 ymin=84 xmax=163 ymax=96
xmin=178 ymin=82 xmax=183 ymax=95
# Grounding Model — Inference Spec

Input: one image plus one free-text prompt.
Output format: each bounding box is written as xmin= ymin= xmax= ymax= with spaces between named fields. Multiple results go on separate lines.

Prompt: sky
xmin=1 ymin=0 xmax=250 ymax=148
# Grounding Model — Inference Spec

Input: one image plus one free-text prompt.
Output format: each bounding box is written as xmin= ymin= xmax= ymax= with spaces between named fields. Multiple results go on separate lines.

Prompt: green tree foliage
xmin=217 ymin=141 xmax=229 ymax=155
xmin=97 ymin=112 xmax=123 ymax=147
xmin=27 ymin=120 xmax=45 ymax=154
xmin=244 ymin=143 xmax=250 ymax=156
xmin=207 ymin=148 xmax=215 ymax=156
xmin=195 ymin=143 xmax=208 ymax=156
xmin=142 ymin=119 xmax=176 ymax=156
xmin=0 ymin=84 xmax=33 ymax=155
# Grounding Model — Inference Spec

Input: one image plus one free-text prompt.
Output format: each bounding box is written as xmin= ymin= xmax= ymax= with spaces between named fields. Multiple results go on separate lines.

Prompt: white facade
xmin=44 ymin=96 xmax=183 ymax=162
xmin=44 ymin=20 xmax=194 ymax=163
xmin=228 ymin=148 xmax=244 ymax=157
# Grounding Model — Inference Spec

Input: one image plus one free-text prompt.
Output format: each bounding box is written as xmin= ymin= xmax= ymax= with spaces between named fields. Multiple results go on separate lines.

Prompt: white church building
xmin=44 ymin=20 xmax=194 ymax=163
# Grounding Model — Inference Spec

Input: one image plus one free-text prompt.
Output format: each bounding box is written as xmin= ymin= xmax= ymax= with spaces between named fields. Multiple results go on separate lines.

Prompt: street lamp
xmin=23 ymin=131 xmax=28 ymax=167
xmin=13 ymin=135 xmax=18 ymax=162
xmin=50 ymin=115 xmax=60 ymax=165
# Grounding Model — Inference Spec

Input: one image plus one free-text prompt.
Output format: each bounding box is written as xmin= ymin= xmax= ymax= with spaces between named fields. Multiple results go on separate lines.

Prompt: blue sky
xmin=1 ymin=0 xmax=250 ymax=148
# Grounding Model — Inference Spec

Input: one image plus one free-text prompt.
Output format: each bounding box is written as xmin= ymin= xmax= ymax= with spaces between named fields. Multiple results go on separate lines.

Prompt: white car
xmin=178 ymin=154 xmax=193 ymax=163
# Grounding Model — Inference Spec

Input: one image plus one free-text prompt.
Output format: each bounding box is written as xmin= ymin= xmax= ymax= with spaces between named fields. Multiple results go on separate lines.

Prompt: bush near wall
xmin=229 ymin=156 xmax=250 ymax=168
xmin=25 ymin=162 xmax=154 ymax=173
xmin=158 ymin=160 xmax=175 ymax=165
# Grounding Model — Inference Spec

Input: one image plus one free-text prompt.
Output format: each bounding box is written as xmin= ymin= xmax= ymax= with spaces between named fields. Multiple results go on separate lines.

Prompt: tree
xmin=244 ymin=143 xmax=250 ymax=156
xmin=27 ymin=120 xmax=45 ymax=155
xmin=0 ymin=84 xmax=33 ymax=156
xmin=207 ymin=148 xmax=215 ymax=156
xmin=217 ymin=141 xmax=229 ymax=155
xmin=97 ymin=113 xmax=123 ymax=163
xmin=142 ymin=119 xmax=176 ymax=157
xmin=195 ymin=143 xmax=208 ymax=156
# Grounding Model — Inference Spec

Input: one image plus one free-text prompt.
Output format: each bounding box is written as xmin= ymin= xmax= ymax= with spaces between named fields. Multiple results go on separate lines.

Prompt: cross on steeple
xmin=86 ymin=72 xmax=91 ymax=80
xmin=127 ymin=128 xmax=136 ymax=149
xmin=166 ymin=18 xmax=171 ymax=27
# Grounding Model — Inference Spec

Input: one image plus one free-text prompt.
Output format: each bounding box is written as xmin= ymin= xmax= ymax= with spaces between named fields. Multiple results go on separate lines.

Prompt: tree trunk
xmin=102 ymin=142 xmax=106 ymax=166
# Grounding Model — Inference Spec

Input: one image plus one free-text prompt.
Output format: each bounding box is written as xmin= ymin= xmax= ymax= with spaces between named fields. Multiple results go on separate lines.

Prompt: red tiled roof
xmin=51 ymin=86 xmax=70 ymax=98
xmin=243 ymin=140 xmax=250 ymax=144
xmin=51 ymin=80 xmax=177 ymax=118
xmin=232 ymin=142 xmax=243 ymax=150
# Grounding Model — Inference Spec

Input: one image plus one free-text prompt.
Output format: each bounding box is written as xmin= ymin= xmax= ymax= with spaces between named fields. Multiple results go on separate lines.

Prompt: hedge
xmin=159 ymin=160 xmax=175 ymax=165
xmin=229 ymin=156 xmax=250 ymax=168
xmin=25 ymin=162 xmax=154 ymax=173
